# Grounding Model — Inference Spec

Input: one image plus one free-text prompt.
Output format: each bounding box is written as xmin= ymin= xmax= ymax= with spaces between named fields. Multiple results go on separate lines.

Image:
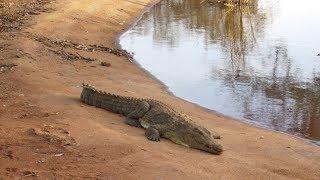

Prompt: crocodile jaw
xmin=200 ymin=141 xmax=223 ymax=155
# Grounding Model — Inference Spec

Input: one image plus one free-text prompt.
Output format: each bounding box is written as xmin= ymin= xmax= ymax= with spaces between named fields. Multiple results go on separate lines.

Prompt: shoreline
xmin=116 ymin=0 xmax=319 ymax=147
xmin=1 ymin=0 xmax=319 ymax=179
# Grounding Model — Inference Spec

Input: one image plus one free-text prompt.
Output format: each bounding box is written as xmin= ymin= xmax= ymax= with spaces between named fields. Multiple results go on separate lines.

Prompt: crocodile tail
xmin=81 ymin=83 xmax=100 ymax=106
xmin=80 ymin=83 xmax=140 ymax=115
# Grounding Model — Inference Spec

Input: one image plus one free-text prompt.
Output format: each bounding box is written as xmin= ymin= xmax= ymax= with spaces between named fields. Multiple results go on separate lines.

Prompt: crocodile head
xmin=197 ymin=138 xmax=223 ymax=155
xmin=180 ymin=126 xmax=223 ymax=155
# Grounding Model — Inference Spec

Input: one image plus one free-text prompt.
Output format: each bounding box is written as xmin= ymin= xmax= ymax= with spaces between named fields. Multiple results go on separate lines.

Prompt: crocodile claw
xmin=145 ymin=127 xmax=160 ymax=142
xmin=147 ymin=135 xmax=160 ymax=141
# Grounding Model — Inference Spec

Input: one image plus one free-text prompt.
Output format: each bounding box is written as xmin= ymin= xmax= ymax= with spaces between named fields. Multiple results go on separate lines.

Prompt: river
xmin=120 ymin=0 xmax=320 ymax=143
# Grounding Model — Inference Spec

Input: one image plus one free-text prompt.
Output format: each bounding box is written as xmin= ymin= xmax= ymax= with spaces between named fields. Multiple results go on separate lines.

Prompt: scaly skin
xmin=81 ymin=83 xmax=223 ymax=155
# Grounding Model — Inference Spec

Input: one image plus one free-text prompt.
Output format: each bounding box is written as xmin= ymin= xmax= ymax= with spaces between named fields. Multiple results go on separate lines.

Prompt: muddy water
xmin=120 ymin=0 xmax=320 ymax=143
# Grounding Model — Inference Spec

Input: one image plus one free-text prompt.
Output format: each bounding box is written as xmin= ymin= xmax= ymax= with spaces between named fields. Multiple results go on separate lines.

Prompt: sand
xmin=0 ymin=0 xmax=319 ymax=179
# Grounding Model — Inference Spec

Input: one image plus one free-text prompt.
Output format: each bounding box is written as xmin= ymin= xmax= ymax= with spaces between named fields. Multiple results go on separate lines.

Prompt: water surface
xmin=120 ymin=0 xmax=320 ymax=142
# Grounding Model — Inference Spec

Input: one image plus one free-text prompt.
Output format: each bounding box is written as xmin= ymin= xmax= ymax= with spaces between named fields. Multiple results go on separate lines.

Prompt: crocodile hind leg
xmin=145 ymin=127 xmax=160 ymax=141
xmin=126 ymin=101 xmax=150 ymax=119
xmin=125 ymin=118 xmax=142 ymax=127
xmin=124 ymin=101 xmax=150 ymax=128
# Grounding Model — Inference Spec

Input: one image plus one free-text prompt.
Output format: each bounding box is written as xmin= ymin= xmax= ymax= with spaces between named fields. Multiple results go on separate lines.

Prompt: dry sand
xmin=0 ymin=0 xmax=319 ymax=179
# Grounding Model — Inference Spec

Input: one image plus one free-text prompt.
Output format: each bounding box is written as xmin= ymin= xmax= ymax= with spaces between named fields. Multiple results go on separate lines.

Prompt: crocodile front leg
xmin=125 ymin=118 xmax=142 ymax=127
xmin=145 ymin=127 xmax=160 ymax=141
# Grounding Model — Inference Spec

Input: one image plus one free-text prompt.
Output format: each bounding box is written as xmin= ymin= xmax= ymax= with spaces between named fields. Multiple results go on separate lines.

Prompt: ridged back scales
xmin=80 ymin=84 xmax=206 ymax=132
xmin=81 ymin=84 xmax=144 ymax=116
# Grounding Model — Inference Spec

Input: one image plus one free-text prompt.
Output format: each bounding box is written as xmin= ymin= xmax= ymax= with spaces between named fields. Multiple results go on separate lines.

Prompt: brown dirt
xmin=0 ymin=0 xmax=319 ymax=179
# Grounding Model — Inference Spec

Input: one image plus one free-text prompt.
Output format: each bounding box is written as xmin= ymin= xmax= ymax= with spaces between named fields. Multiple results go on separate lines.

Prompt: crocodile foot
xmin=145 ymin=127 xmax=160 ymax=141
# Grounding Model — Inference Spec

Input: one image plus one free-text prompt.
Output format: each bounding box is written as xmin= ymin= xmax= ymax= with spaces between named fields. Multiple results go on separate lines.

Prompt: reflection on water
xmin=120 ymin=0 xmax=320 ymax=142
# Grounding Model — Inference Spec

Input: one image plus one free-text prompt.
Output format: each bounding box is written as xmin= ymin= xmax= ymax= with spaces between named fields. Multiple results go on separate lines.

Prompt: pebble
xmin=100 ymin=62 xmax=111 ymax=67
xmin=43 ymin=124 xmax=54 ymax=128
xmin=6 ymin=167 xmax=18 ymax=172
xmin=22 ymin=170 xmax=37 ymax=177
xmin=26 ymin=128 xmax=37 ymax=136
xmin=36 ymin=158 xmax=46 ymax=163
xmin=54 ymin=153 xmax=64 ymax=157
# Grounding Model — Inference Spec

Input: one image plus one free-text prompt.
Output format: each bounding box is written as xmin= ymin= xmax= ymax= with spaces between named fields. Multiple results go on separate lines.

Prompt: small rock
xmin=19 ymin=113 xmax=28 ymax=118
xmin=58 ymin=128 xmax=70 ymax=134
xmin=43 ymin=124 xmax=54 ymax=128
xmin=26 ymin=128 xmax=37 ymax=136
xmin=6 ymin=167 xmax=18 ymax=172
xmin=28 ymin=11 xmax=41 ymax=15
xmin=317 ymin=53 xmax=320 ymax=56
xmin=259 ymin=136 xmax=264 ymax=140
xmin=36 ymin=158 xmax=46 ymax=163
xmin=54 ymin=153 xmax=64 ymax=157
xmin=286 ymin=146 xmax=291 ymax=148
xmin=22 ymin=170 xmax=37 ymax=177
xmin=43 ymin=112 xmax=50 ymax=117
xmin=100 ymin=62 xmax=111 ymax=67
xmin=43 ymin=128 xmax=50 ymax=133
xmin=5 ymin=150 xmax=13 ymax=159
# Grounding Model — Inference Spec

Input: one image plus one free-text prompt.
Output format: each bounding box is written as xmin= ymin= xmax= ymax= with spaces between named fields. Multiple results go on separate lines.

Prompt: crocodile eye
xmin=193 ymin=128 xmax=204 ymax=135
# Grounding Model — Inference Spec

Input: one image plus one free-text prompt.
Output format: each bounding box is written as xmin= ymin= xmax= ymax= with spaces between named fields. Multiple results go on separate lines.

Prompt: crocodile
xmin=80 ymin=83 xmax=223 ymax=155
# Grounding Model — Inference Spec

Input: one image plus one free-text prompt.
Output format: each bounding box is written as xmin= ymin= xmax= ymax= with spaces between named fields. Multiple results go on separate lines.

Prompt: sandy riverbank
xmin=0 ymin=0 xmax=319 ymax=179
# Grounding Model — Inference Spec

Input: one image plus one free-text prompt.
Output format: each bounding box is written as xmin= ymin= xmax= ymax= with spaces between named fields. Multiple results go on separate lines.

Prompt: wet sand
xmin=0 ymin=0 xmax=319 ymax=179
